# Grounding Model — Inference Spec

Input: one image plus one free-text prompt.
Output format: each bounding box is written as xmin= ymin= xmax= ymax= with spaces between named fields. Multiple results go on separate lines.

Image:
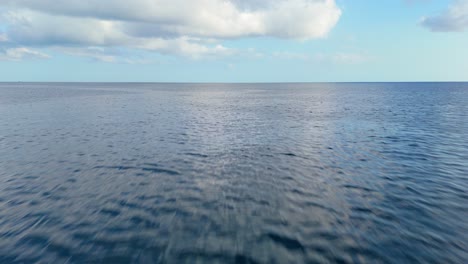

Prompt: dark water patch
xmin=23 ymin=175 xmax=39 ymax=180
xmin=350 ymin=206 xmax=374 ymax=214
xmin=141 ymin=167 xmax=180 ymax=175
xmin=175 ymin=251 xmax=252 ymax=263
xmin=94 ymin=165 xmax=137 ymax=170
xmin=100 ymin=208 xmax=121 ymax=217
xmin=342 ymin=184 xmax=377 ymax=194
xmin=129 ymin=215 xmax=160 ymax=229
xmin=280 ymin=152 xmax=297 ymax=157
xmin=185 ymin=152 xmax=209 ymax=158
xmin=94 ymin=164 xmax=180 ymax=175
xmin=142 ymin=162 xmax=160 ymax=167
xmin=262 ymin=233 xmax=305 ymax=252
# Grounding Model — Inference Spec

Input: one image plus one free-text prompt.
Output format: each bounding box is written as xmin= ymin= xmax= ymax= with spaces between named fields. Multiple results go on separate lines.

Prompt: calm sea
xmin=0 ymin=83 xmax=467 ymax=263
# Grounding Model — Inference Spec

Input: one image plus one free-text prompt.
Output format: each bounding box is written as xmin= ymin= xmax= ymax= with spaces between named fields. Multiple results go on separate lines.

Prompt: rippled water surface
xmin=0 ymin=83 xmax=467 ymax=263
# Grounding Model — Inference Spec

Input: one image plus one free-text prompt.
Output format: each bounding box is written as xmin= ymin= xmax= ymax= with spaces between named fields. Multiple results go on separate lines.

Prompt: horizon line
xmin=1 ymin=81 xmax=467 ymax=84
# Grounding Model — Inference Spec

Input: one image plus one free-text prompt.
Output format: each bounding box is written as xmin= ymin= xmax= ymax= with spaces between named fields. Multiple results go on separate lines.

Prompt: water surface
xmin=0 ymin=83 xmax=467 ymax=263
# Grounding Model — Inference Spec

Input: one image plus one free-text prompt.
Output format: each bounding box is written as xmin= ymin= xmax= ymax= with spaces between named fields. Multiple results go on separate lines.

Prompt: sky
xmin=0 ymin=0 xmax=467 ymax=82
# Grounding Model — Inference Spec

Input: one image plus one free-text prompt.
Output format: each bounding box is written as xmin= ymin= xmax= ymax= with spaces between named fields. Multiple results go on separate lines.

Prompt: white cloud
xmin=137 ymin=37 xmax=236 ymax=59
xmin=57 ymin=47 xmax=119 ymax=63
xmin=0 ymin=47 xmax=49 ymax=61
xmin=3 ymin=10 xmax=129 ymax=46
xmin=1 ymin=0 xmax=341 ymax=39
xmin=421 ymin=0 xmax=468 ymax=32
xmin=2 ymin=9 xmax=236 ymax=58
xmin=0 ymin=0 xmax=342 ymax=59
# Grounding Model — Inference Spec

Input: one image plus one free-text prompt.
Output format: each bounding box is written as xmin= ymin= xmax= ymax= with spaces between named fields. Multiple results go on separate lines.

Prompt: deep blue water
xmin=0 ymin=82 xmax=467 ymax=263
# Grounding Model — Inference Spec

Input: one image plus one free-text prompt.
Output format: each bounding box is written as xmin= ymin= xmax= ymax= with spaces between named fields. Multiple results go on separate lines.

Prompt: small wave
xmin=94 ymin=164 xmax=180 ymax=175
xmin=262 ymin=233 xmax=305 ymax=251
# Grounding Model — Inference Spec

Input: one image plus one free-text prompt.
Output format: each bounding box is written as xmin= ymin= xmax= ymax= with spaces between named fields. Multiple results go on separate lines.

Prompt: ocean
xmin=0 ymin=82 xmax=467 ymax=263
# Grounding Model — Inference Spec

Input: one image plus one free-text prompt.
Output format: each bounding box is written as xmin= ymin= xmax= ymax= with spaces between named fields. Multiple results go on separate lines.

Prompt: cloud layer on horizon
xmin=0 ymin=0 xmax=342 ymax=60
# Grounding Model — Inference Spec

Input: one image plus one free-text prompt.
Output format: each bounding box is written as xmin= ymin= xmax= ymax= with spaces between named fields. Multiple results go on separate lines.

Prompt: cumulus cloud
xmin=3 ymin=10 xmax=129 ymax=46
xmin=0 ymin=0 xmax=342 ymax=60
xmin=1 ymin=0 xmax=341 ymax=39
xmin=421 ymin=0 xmax=468 ymax=32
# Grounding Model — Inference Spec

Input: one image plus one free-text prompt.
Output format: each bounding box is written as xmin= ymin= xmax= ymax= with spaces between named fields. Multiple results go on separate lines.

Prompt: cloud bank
xmin=0 ymin=0 xmax=342 ymax=59
xmin=421 ymin=0 xmax=468 ymax=32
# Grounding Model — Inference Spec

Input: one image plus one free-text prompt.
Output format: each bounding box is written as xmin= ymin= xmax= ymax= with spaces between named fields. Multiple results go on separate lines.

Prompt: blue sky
xmin=0 ymin=0 xmax=467 ymax=82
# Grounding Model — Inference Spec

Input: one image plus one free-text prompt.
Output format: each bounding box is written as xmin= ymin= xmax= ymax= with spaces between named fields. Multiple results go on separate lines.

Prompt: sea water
xmin=0 ymin=82 xmax=467 ymax=263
